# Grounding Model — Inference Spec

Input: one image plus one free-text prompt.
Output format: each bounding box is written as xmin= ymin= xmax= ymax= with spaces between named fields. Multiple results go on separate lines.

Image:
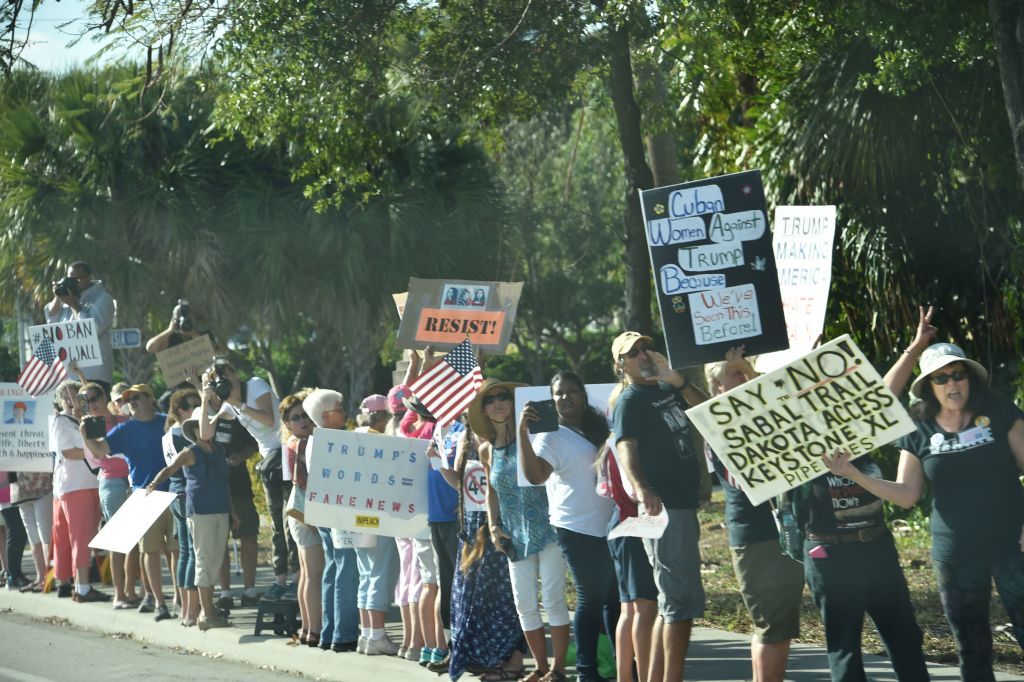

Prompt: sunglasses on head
xmin=288 ymin=412 xmax=312 ymax=423
xmin=931 ymin=370 xmax=968 ymax=385
xmin=482 ymin=392 xmax=512 ymax=406
xmin=622 ymin=343 xmax=652 ymax=359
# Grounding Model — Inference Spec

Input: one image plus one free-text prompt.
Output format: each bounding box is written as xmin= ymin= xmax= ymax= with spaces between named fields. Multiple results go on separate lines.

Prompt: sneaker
xmin=364 ymin=635 xmax=400 ymax=656
xmin=281 ymin=581 xmax=298 ymax=601
xmin=332 ymin=641 xmax=358 ymax=652
xmin=406 ymin=646 xmax=423 ymax=662
xmin=7 ymin=575 xmax=31 ymax=590
xmin=240 ymin=590 xmax=259 ymax=607
xmin=426 ymin=651 xmax=451 ymax=674
xmin=356 ymin=636 xmax=368 ymax=654
xmin=57 ymin=584 xmax=73 ymax=598
xmin=138 ymin=594 xmax=155 ymax=613
xmin=113 ymin=599 xmax=137 ymax=610
xmin=215 ymin=594 xmax=234 ymax=610
xmin=198 ymin=614 xmax=231 ymax=631
xmin=72 ymin=588 xmax=111 ymax=603
xmin=154 ymin=604 xmax=172 ymax=622
xmin=261 ymin=583 xmax=287 ymax=602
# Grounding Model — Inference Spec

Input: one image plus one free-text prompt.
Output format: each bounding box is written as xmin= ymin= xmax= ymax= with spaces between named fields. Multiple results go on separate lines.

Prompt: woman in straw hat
xmin=824 ymin=306 xmax=1024 ymax=680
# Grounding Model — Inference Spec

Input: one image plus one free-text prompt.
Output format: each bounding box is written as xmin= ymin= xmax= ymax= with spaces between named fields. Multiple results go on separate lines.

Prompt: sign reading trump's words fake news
xmin=685 ymin=335 xmax=915 ymax=506
xmin=304 ymin=429 xmax=430 ymax=538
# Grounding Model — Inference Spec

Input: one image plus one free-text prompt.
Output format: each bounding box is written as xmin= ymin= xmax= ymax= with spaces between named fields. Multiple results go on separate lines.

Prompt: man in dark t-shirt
xmin=705 ymin=351 xmax=804 ymax=682
xmin=611 ymin=331 xmax=709 ymax=682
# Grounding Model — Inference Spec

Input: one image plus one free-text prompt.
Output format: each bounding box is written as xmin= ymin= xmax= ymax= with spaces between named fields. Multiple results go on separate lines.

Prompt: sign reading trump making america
xmin=304 ymin=429 xmax=430 ymax=538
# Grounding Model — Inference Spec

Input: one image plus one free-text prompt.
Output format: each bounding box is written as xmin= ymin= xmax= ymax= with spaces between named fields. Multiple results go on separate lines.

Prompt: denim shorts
xmin=98 ymin=477 xmax=131 ymax=523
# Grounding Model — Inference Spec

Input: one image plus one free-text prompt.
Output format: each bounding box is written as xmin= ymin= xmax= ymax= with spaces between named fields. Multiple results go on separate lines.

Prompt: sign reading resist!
xmin=640 ymin=170 xmax=788 ymax=368
xmin=304 ymin=429 xmax=430 ymax=538
xmin=685 ymin=335 xmax=915 ymax=506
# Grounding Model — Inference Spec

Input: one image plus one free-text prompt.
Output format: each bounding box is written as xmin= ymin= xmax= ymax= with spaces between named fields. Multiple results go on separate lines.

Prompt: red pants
xmin=52 ymin=488 xmax=101 ymax=582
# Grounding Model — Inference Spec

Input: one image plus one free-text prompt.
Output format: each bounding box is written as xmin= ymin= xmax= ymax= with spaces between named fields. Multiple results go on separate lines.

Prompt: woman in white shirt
xmin=519 ymin=371 xmax=618 ymax=682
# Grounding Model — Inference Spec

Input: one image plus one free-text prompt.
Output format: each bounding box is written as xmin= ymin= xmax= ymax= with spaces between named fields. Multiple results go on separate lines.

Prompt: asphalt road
xmin=0 ymin=610 xmax=300 ymax=682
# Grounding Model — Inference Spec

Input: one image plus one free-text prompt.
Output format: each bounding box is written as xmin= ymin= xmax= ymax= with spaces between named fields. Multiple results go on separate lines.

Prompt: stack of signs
xmin=28 ymin=319 xmax=101 ymax=368
xmin=0 ymin=383 xmax=53 ymax=472
xmin=640 ymin=170 xmax=788 ymax=368
xmin=756 ymin=205 xmax=837 ymax=372
xmin=684 ymin=335 xmax=915 ymax=506
xmin=396 ymin=278 xmax=524 ymax=353
xmin=304 ymin=429 xmax=430 ymax=538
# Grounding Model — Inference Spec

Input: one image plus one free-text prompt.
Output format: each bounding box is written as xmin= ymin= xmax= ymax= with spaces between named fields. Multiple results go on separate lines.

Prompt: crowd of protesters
xmin=1 ymin=264 xmax=1023 ymax=682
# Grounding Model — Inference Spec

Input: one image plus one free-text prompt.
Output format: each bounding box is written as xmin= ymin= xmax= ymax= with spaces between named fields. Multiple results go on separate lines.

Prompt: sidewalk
xmin=1 ymin=557 xmax=1020 ymax=681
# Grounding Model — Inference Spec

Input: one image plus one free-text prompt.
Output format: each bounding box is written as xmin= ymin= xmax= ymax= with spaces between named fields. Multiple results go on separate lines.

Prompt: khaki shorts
xmin=139 ymin=507 xmax=175 ymax=553
xmin=731 ymin=538 xmax=804 ymax=643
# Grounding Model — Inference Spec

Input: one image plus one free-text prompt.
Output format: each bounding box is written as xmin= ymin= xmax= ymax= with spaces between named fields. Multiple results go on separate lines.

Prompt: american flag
xmin=409 ymin=339 xmax=482 ymax=427
xmin=18 ymin=334 xmax=68 ymax=397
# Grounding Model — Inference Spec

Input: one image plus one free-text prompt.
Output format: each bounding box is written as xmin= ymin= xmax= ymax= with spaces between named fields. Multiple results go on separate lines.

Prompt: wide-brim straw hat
xmin=466 ymin=378 xmax=527 ymax=442
xmin=909 ymin=342 xmax=988 ymax=399
xmin=180 ymin=406 xmax=206 ymax=444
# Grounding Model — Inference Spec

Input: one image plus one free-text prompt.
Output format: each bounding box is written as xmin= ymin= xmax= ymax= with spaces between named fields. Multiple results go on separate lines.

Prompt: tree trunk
xmin=606 ymin=26 xmax=655 ymax=335
xmin=989 ymin=0 xmax=1024 ymax=191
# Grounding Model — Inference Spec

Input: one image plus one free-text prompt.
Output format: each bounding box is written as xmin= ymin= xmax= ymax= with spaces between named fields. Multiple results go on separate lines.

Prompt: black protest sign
xmin=639 ymin=170 xmax=788 ymax=368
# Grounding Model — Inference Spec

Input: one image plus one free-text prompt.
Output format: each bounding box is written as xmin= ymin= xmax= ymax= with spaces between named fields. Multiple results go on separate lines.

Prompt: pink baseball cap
xmin=360 ymin=394 xmax=389 ymax=414
xmin=387 ymin=385 xmax=412 ymax=414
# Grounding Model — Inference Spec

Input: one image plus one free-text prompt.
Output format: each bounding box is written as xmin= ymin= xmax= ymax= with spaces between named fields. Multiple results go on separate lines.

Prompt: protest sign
xmin=304 ymin=429 xmax=430 ymax=537
xmin=395 ymin=278 xmax=524 ymax=352
xmin=89 ymin=489 xmax=177 ymax=554
xmin=756 ymin=206 xmax=837 ymax=372
xmin=29 ymin=319 xmax=101 ymax=368
xmin=155 ymin=334 xmax=215 ymax=388
xmin=514 ymin=383 xmax=616 ymax=487
xmin=607 ymin=513 xmax=668 ymax=540
xmin=639 ymin=170 xmax=788 ymax=368
xmin=685 ymin=335 xmax=915 ymax=506
xmin=0 ymin=383 xmax=53 ymax=472
xmin=462 ymin=459 xmax=488 ymax=512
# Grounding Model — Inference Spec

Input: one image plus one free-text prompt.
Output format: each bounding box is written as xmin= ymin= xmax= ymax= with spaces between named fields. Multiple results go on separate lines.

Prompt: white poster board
xmin=0 ymin=384 xmax=54 ymax=472
xmin=607 ymin=512 xmax=668 ymax=540
xmin=513 ymin=383 xmax=616 ymax=487
xmin=685 ymin=335 xmax=915 ymax=506
xmin=89 ymin=489 xmax=176 ymax=554
xmin=29 ymin=319 xmax=101 ymax=368
xmin=304 ymin=428 xmax=430 ymax=537
xmin=757 ymin=205 xmax=837 ymax=372
xmin=155 ymin=335 xmax=216 ymax=388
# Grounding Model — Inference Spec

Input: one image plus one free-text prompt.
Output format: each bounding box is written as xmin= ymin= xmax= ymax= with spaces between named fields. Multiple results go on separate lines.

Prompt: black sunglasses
xmin=931 ymin=370 xmax=968 ymax=385
xmin=78 ymin=392 xmax=104 ymax=404
xmin=482 ymin=392 xmax=512 ymax=406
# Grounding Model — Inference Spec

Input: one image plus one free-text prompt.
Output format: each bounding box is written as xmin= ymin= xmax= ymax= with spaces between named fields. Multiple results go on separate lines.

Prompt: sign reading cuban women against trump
xmin=396 ymin=278 xmax=524 ymax=353
xmin=756 ymin=205 xmax=837 ymax=372
xmin=304 ymin=429 xmax=430 ymax=537
xmin=640 ymin=170 xmax=788 ymax=368
xmin=685 ymin=335 xmax=915 ymax=506
xmin=29 ymin=319 xmax=101 ymax=368
xmin=0 ymin=383 xmax=53 ymax=472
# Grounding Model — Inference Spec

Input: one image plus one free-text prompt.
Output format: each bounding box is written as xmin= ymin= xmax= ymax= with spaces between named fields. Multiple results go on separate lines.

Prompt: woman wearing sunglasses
xmin=162 ymin=388 xmax=202 ymax=624
xmin=824 ymin=306 xmax=1024 ymax=680
xmin=469 ymin=378 xmax=571 ymax=682
xmin=279 ymin=391 xmax=325 ymax=648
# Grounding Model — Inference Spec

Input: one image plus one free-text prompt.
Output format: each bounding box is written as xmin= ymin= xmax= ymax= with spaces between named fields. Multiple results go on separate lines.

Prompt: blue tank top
xmin=184 ymin=442 xmax=230 ymax=517
xmin=489 ymin=441 xmax=556 ymax=559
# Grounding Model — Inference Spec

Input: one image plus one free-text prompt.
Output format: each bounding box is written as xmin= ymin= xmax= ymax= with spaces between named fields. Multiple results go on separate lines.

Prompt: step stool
xmin=254 ymin=598 xmax=300 ymax=637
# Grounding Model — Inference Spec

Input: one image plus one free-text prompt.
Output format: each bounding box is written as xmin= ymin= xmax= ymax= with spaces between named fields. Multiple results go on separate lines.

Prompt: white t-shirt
xmin=231 ymin=377 xmax=281 ymax=459
xmin=52 ymin=415 xmax=99 ymax=498
xmin=534 ymin=425 xmax=614 ymax=537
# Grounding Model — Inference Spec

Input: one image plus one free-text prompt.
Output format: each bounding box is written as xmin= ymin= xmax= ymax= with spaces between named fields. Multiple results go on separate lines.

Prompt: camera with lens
xmin=176 ymin=298 xmax=194 ymax=332
xmin=53 ymin=276 xmax=78 ymax=299
xmin=210 ymin=356 xmax=233 ymax=401
xmin=83 ymin=415 xmax=107 ymax=439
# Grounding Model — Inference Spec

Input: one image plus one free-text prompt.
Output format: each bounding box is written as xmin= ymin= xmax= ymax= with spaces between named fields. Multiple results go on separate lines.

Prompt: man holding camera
xmin=45 ymin=261 xmax=115 ymax=395
xmin=145 ymin=299 xmax=210 ymax=355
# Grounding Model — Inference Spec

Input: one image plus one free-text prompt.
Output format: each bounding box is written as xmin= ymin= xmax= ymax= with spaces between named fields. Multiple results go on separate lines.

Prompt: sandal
xmin=479 ymin=668 xmax=525 ymax=681
xmin=522 ymin=671 xmax=547 ymax=682
xmin=539 ymin=672 xmax=567 ymax=682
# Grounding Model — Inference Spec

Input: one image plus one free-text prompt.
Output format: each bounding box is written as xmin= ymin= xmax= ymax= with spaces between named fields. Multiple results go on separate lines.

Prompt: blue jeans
xmin=555 ymin=527 xmax=619 ymax=678
xmin=356 ymin=540 xmax=399 ymax=612
xmin=170 ymin=497 xmax=195 ymax=589
xmin=318 ymin=529 xmax=359 ymax=644
xmin=934 ymin=552 xmax=1024 ymax=682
